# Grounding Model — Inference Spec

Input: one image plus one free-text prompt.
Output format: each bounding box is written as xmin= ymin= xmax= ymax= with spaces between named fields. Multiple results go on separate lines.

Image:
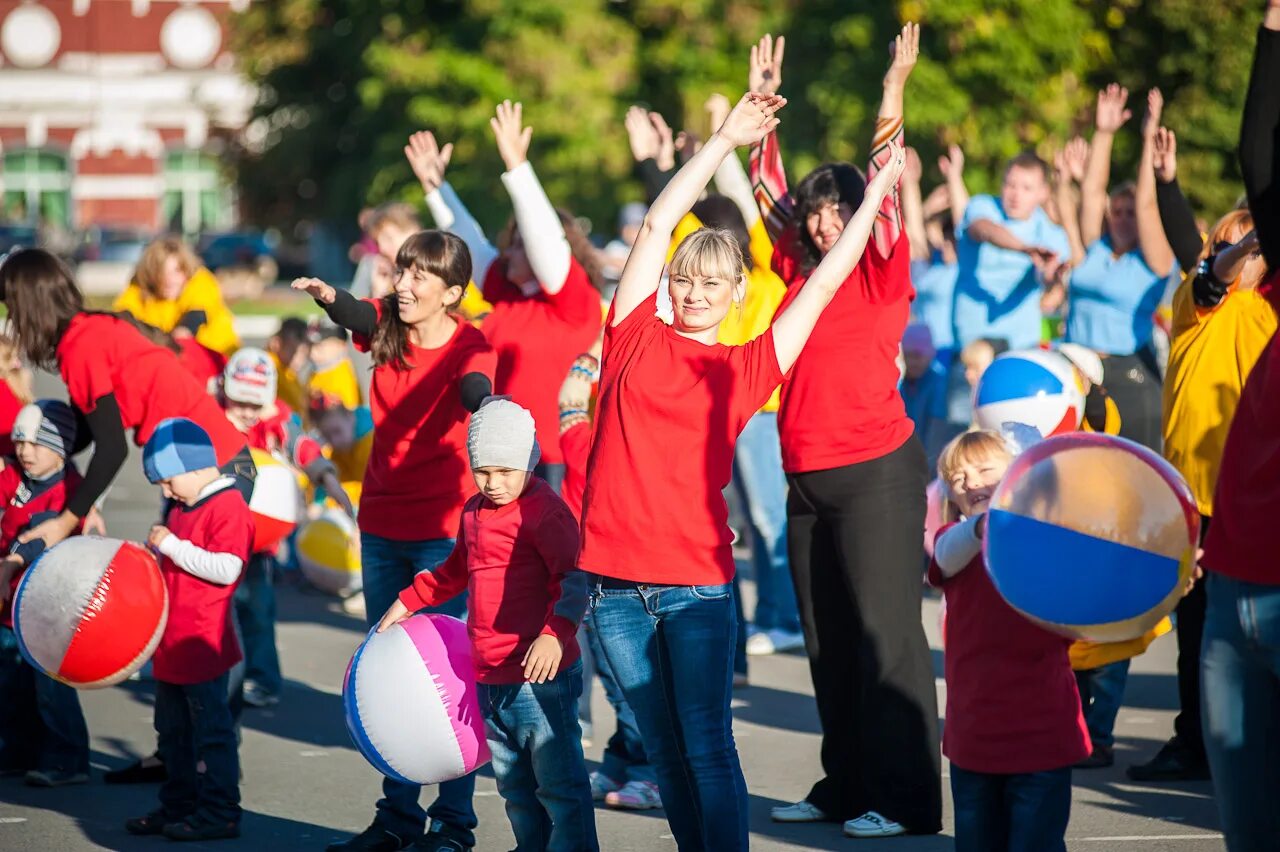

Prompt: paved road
xmin=0 ymin=369 xmax=1226 ymax=851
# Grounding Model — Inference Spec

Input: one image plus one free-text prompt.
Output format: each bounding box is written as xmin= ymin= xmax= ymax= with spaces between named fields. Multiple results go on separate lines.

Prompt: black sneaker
xmin=105 ymin=755 xmax=167 ymax=785
xmin=1127 ymin=737 xmax=1210 ymax=782
xmin=326 ymin=824 xmax=417 ymax=852
xmin=1076 ymin=742 xmax=1114 ymax=769
xmin=162 ymin=818 xmax=241 ymax=842
xmin=415 ymin=821 xmax=473 ymax=851
xmin=125 ymin=810 xmax=176 ymax=836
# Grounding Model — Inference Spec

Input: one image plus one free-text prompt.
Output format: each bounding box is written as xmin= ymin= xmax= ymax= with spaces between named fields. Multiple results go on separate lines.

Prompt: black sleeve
xmin=459 ymin=372 xmax=493 ymax=413
xmin=1083 ymin=387 xmax=1110 ymax=432
xmin=637 ymin=158 xmax=674 ymax=205
xmin=68 ymin=394 xmax=129 ymax=517
xmin=1191 ymin=255 xmax=1231 ymax=308
xmin=175 ymin=309 xmax=208 ymax=335
xmin=1156 ymin=178 xmax=1203 ymax=274
xmin=318 ymin=287 xmax=378 ymax=339
xmin=1240 ymin=25 xmax=1280 ymax=270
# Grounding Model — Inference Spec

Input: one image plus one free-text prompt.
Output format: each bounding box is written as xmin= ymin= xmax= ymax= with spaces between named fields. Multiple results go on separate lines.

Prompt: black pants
xmin=1102 ymin=352 xmax=1162 ymax=452
xmin=786 ymin=437 xmax=942 ymax=832
xmin=1172 ymin=516 xmax=1211 ymax=762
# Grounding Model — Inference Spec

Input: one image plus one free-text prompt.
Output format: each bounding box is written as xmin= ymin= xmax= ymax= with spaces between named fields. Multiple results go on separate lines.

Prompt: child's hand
xmin=376 ymin=599 xmax=411 ymax=633
xmin=1184 ymin=548 xmax=1205 ymax=597
xmin=84 ymin=507 xmax=107 ymax=536
xmin=147 ymin=525 xmax=171 ymax=551
xmin=522 ymin=634 xmax=563 ymax=684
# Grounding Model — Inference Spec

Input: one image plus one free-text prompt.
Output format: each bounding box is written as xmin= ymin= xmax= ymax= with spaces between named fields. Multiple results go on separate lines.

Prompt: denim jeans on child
xmin=155 ymin=673 xmax=240 ymax=826
xmin=360 ymin=533 xmax=476 ymax=844
xmin=0 ymin=625 xmax=89 ymax=774
xmin=1074 ymin=659 xmax=1130 ymax=748
xmin=478 ymin=660 xmax=598 ymax=852
xmin=1201 ymin=572 xmax=1280 ymax=852
xmin=732 ymin=412 xmax=799 ymax=634
xmin=589 ymin=580 xmax=748 ymax=852
xmin=235 ymin=552 xmax=282 ymax=697
xmin=583 ymin=612 xmax=654 ymax=786
xmin=950 ymin=765 xmax=1070 ymax=852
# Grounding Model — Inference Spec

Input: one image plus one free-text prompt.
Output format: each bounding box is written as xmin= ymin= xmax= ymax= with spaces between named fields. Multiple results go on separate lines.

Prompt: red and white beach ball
xmin=249 ymin=448 xmax=303 ymax=554
xmin=14 ymin=537 xmax=168 ymax=688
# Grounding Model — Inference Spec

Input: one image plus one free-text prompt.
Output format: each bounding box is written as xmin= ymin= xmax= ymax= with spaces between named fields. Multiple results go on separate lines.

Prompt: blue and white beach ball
xmin=973 ymin=349 xmax=1084 ymax=438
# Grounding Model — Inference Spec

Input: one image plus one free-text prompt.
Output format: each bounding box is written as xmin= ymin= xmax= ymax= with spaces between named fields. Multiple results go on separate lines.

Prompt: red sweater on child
xmin=152 ymin=482 xmax=255 ymax=684
xmin=399 ymin=478 xmax=587 ymax=684
xmin=929 ymin=520 xmax=1091 ymax=774
xmin=0 ymin=463 xmax=83 ymax=627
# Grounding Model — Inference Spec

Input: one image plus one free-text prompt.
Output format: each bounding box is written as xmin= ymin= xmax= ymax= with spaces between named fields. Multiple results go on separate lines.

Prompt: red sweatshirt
xmin=0 ymin=463 xmax=83 ymax=627
xmin=399 ymin=478 xmax=587 ymax=684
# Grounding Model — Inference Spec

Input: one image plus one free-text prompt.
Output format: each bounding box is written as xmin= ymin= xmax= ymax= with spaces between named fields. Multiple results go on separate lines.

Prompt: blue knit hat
xmin=142 ymin=418 xmax=218 ymax=483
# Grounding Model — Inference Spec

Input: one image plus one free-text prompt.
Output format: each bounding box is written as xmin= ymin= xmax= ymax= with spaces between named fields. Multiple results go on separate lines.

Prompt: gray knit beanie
xmin=468 ymin=398 xmax=540 ymax=471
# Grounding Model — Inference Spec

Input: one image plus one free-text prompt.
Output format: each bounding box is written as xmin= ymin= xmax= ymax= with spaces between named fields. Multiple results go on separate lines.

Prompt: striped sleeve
xmin=749 ymin=130 xmax=794 ymax=245
xmin=868 ymin=116 xmax=905 ymax=256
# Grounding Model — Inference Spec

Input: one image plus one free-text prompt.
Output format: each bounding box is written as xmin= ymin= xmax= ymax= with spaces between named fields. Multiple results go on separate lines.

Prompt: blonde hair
xmin=135 ymin=236 xmax=200 ymax=299
xmin=936 ymin=430 xmax=1013 ymax=523
xmin=668 ymin=228 xmax=746 ymax=306
xmin=0 ymin=333 xmax=32 ymax=404
xmin=367 ymin=202 xmax=421 ymax=239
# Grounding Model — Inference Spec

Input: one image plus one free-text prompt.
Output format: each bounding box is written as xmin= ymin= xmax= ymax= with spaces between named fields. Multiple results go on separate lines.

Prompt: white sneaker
xmin=604 ymin=780 xmax=662 ymax=810
xmin=843 ymin=811 xmax=906 ymax=838
xmin=746 ymin=631 xmax=777 ymax=655
xmin=588 ymin=771 xmax=621 ymax=802
xmin=770 ymin=800 xmax=829 ymax=823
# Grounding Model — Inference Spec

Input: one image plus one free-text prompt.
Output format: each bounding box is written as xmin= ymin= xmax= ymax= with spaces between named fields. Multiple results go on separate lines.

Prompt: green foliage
xmin=230 ymin=0 xmax=1260 ymax=240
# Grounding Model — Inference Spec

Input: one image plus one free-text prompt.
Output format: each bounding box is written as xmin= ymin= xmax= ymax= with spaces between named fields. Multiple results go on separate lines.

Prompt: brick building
xmin=0 ymin=0 xmax=255 ymax=235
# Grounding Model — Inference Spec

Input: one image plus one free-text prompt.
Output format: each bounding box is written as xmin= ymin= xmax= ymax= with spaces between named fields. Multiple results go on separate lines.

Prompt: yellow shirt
xmin=308 ymin=359 xmax=363 ymax=411
xmin=325 ymin=418 xmax=373 ymax=509
xmin=112 ymin=267 xmax=240 ymax=356
xmin=671 ymin=215 xmax=786 ymax=413
xmin=1162 ymin=280 xmax=1277 ymax=515
xmin=1070 ymin=617 xmax=1172 ymax=670
xmin=458 ymin=282 xmax=493 ymax=324
xmin=270 ymin=351 xmax=308 ymax=418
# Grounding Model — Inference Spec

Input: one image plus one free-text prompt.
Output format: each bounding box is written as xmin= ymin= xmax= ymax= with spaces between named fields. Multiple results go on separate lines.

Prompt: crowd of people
xmin=0 ymin=6 xmax=1279 ymax=852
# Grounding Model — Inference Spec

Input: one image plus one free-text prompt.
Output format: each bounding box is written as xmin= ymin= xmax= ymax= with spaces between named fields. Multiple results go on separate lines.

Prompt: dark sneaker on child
xmin=105 ymin=755 xmax=167 ymax=784
xmin=24 ymin=769 xmax=88 ymax=787
xmin=162 ymin=818 xmax=241 ymax=842
xmin=1127 ymin=737 xmax=1210 ymax=782
xmin=242 ymin=681 xmax=280 ymax=708
xmin=415 ymin=820 xmax=473 ymax=851
xmin=1076 ymin=742 xmax=1114 ymax=769
xmin=125 ymin=811 xmax=176 ymax=836
xmin=326 ymin=824 xmax=417 ymax=852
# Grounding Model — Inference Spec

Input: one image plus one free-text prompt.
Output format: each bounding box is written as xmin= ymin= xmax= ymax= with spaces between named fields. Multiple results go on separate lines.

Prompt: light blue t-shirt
xmin=1065 ymin=237 xmax=1176 ymax=355
xmin=912 ymin=257 xmax=958 ymax=353
xmin=952 ymin=195 xmax=1070 ymax=350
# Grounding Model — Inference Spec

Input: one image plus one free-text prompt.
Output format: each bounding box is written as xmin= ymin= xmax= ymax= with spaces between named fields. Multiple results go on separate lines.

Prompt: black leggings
xmin=786 ymin=437 xmax=942 ymax=832
xmin=1102 ymin=352 xmax=1162 ymax=452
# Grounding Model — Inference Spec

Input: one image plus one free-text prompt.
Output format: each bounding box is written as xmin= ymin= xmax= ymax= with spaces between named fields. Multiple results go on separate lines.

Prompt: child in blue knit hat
xmin=127 ymin=418 xmax=254 ymax=843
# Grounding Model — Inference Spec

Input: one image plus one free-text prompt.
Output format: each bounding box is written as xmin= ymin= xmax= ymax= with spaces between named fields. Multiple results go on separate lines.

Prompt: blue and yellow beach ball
xmin=973 ymin=349 xmax=1085 ymax=439
xmin=984 ymin=432 xmax=1199 ymax=642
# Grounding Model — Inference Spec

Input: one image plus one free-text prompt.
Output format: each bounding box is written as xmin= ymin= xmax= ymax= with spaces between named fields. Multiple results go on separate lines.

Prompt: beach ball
xmin=343 ymin=613 xmax=490 ymax=785
xmin=14 ymin=537 xmax=168 ymax=688
xmin=297 ymin=509 xmax=361 ymax=595
xmin=249 ymin=448 xmax=303 ymax=554
xmin=984 ymin=433 xmax=1199 ymax=642
xmin=973 ymin=349 xmax=1084 ymax=439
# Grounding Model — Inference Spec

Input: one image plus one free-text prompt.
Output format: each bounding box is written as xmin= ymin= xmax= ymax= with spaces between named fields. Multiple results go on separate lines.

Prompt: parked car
xmin=74 ymin=227 xmax=152 ymax=295
xmin=198 ymin=231 xmax=279 ymax=300
xmin=0 ymin=224 xmax=37 ymax=255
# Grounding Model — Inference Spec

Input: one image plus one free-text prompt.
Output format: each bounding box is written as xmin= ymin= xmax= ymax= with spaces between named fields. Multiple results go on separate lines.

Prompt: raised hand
xmin=937 ymin=144 xmax=965 ymax=180
xmin=884 ymin=22 xmax=920 ymax=91
xmin=676 ymin=130 xmax=702 ymax=164
xmin=1061 ymin=136 xmax=1088 ymax=183
xmin=749 ymin=33 xmax=785 ymax=95
xmin=705 ymin=93 xmax=732 ymax=135
xmin=1153 ymin=127 xmax=1178 ymax=182
xmin=404 ymin=130 xmax=453 ymax=193
xmin=291 ymin=276 xmax=337 ymax=304
xmin=1095 ymin=83 xmax=1132 ymax=134
xmin=490 ymin=100 xmax=533 ymax=172
xmin=625 ymin=105 xmax=660 ymax=163
xmin=717 ymin=93 xmax=787 ymax=148
xmin=1143 ymin=87 xmax=1164 ymax=139
xmin=650 ymin=111 xmax=676 ymax=171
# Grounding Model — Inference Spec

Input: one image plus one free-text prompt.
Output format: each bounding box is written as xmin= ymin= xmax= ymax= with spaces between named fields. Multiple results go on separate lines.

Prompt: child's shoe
xmin=125 ymin=811 xmax=173 ymax=836
xmin=1076 ymin=742 xmax=1115 ymax=769
xmin=588 ymin=770 xmax=621 ymax=801
xmin=604 ymin=780 xmax=662 ymax=810
xmin=24 ymin=769 xmax=88 ymax=787
xmin=162 ymin=817 xmax=241 ymax=842
xmin=843 ymin=811 xmax=906 ymax=838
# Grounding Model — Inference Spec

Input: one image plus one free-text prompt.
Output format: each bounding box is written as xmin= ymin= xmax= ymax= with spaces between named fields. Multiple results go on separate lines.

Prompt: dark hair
xmin=691 ymin=196 xmax=753 ymax=271
xmin=1005 ymin=151 xmax=1051 ymax=184
xmin=371 ymin=230 xmax=470 ymax=370
xmin=792 ymin=162 xmax=867 ymax=271
xmin=276 ymin=316 xmax=309 ymax=343
xmin=497 ymin=208 xmax=606 ymax=293
xmin=0 ymin=248 xmax=84 ymax=370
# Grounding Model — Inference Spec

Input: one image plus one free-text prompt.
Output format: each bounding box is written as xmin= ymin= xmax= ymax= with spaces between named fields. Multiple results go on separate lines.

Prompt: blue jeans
xmin=361 ymin=532 xmax=476 ymax=842
xmin=733 ymin=412 xmax=799 ymax=633
xmin=0 ymin=625 xmax=89 ymax=774
xmin=950 ymin=765 xmax=1070 ymax=852
xmin=235 ymin=552 xmax=282 ymax=696
xmin=583 ymin=612 xmax=654 ymax=786
xmin=1201 ymin=573 xmax=1280 ymax=852
xmin=1074 ymin=659 xmax=1130 ymax=748
xmin=155 ymin=673 xmax=240 ymax=826
xmin=589 ymin=581 xmax=748 ymax=851
xmin=478 ymin=660 xmax=598 ymax=852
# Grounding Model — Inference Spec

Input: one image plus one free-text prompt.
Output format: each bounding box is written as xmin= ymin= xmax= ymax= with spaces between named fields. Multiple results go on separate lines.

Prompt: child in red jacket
xmin=378 ymin=399 xmax=598 ymax=852
xmin=126 ymin=418 xmax=254 ymax=843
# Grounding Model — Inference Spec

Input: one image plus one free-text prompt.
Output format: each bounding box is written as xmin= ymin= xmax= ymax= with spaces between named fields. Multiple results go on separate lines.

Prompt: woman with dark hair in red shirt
xmin=747 ymin=25 xmax=943 ymax=838
xmin=579 ymin=90 xmax=905 ymax=851
xmin=0 ymin=248 xmax=253 ymax=552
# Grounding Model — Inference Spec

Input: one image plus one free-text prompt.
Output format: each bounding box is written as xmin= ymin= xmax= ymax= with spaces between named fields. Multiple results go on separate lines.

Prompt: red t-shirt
xmin=1202 ymin=273 xmax=1280 ymax=584
xmin=399 ymin=479 xmax=584 ymax=684
xmin=0 ymin=463 xmax=83 ymax=627
xmin=481 ymin=257 xmax=602 ymax=466
xmin=177 ymin=338 xmax=228 ymax=394
xmin=56 ymin=313 xmax=245 ymax=465
xmin=0 ymin=383 xmax=24 ymax=458
xmin=353 ymin=306 xmax=496 ymax=540
xmin=578 ymin=292 xmax=783 ymax=585
xmin=772 ymin=229 xmax=915 ymax=473
xmin=928 ymin=522 xmax=1091 ymax=774
xmin=152 ymin=484 xmax=254 ymax=684
xmin=559 ymin=421 xmax=591 ymax=523
xmin=241 ymin=402 xmax=322 ymax=470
